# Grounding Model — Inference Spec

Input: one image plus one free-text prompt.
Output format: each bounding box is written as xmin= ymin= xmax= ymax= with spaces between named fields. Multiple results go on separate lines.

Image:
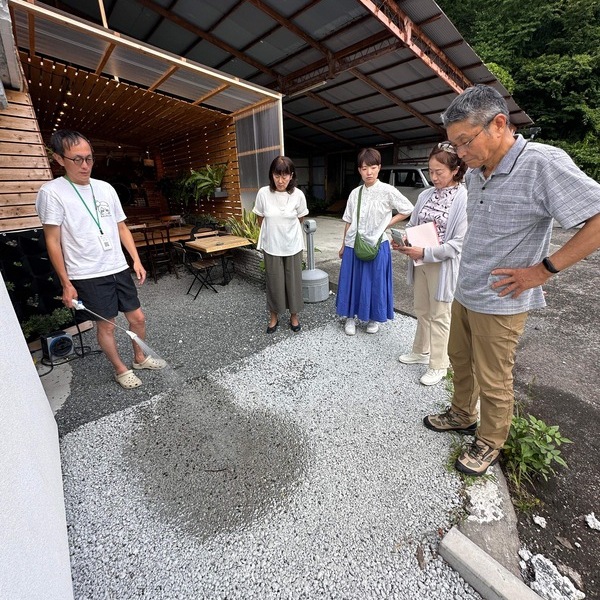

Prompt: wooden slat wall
xmin=0 ymin=90 xmax=51 ymax=232
xmin=159 ymin=119 xmax=241 ymax=222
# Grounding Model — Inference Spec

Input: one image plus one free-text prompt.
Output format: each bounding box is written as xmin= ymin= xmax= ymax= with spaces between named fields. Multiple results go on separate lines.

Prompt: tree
xmin=436 ymin=0 xmax=600 ymax=177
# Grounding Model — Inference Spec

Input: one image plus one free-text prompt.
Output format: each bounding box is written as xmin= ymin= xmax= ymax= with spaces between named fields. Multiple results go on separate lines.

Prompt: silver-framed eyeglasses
xmin=449 ymin=127 xmax=486 ymax=152
xmin=62 ymin=155 xmax=95 ymax=166
xmin=446 ymin=116 xmax=497 ymax=152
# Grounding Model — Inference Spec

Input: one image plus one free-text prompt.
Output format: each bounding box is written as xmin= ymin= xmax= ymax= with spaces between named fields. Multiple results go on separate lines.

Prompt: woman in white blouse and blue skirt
xmin=253 ymin=156 xmax=309 ymax=334
xmin=337 ymin=148 xmax=413 ymax=335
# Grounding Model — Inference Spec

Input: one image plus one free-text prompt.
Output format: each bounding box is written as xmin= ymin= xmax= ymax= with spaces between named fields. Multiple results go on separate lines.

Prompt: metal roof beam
xmin=213 ymin=0 xmax=322 ymax=73
xmin=281 ymin=31 xmax=402 ymax=96
xmin=356 ymin=0 xmax=470 ymax=94
xmin=350 ymin=67 xmax=444 ymax=134
xmin=283 ymin=111 xmax=356 ymax=147
xmin=133 ymin=0 xmax=282 ymax=84
xmin=305 ymin=91 xmax=395 ymax=142
xmin=247 ymin=0 xmax=333 ymax=61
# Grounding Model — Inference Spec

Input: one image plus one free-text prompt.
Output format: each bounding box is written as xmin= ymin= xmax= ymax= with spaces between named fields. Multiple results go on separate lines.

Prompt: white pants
xmin=411 ymin=262 xmax=451 ymax=370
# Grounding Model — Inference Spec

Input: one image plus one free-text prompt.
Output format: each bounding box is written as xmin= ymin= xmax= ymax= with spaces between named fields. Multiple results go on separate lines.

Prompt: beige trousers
xmin=412 ymin=262 xmax=451 ymax=370
xmin=448 ymin=301 xmax=528 ymax=449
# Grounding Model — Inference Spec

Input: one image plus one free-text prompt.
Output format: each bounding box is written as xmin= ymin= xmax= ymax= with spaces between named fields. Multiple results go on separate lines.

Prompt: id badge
xmin=99 ymin=234 xmax=113 ymax=251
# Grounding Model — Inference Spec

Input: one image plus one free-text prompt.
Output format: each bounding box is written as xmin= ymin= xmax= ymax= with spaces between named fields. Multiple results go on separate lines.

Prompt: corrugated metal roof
xmin=9 ymin=0 xmax=532 ymax=152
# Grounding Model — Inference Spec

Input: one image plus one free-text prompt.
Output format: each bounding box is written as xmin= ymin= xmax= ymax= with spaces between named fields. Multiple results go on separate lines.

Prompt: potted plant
xmin=185 ymin=163 xmax=228 ymax=201
xmin=226 ymin=210 xmax=265 ymax=282
xmin=226 ymin=209 xmax=260 ymax=247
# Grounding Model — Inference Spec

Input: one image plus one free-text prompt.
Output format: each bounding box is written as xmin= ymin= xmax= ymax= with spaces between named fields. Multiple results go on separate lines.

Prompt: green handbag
xmin=353 ymin=185 xmax=382 ymax=262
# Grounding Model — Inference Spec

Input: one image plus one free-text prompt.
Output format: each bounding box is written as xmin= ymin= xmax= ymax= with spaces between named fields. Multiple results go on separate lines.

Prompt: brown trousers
xmin=449 ymin=300 xmax=528 ymax=449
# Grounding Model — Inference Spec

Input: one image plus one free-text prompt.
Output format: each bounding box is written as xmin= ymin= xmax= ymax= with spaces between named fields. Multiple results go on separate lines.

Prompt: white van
xmin=378 ymin=164 xmax=431 ymax=205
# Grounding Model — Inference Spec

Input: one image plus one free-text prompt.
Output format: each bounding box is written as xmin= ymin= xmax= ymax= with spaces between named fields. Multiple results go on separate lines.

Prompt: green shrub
xmin=503 ymin=412 xmax=572 ymax=490
xmin=21 ymin=307 xmax=73 ymax=341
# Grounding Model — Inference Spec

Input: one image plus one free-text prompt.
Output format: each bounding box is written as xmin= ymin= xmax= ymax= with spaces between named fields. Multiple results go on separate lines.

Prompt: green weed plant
xmin=503 ymin=412 xmax=572 ymax=490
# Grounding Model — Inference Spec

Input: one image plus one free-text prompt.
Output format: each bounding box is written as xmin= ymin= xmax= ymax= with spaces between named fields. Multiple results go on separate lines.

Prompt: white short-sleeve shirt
xmin=253 ymin=186 xmax=309 ymax=256
xmin=36 ymin=176 xmax=128 ymax=279
xmin=343 ymin=180 xmax=413 ymax=247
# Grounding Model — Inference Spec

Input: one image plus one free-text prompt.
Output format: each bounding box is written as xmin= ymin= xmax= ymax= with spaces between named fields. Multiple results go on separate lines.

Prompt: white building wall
xmin=0 ymin=274 xmax=74 ymax=600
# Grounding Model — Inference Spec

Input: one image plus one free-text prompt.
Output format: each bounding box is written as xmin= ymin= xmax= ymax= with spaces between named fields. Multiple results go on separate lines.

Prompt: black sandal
xmin=290 ymin=320 xmax=301 ymax=332
xmin=266 ymin=319 xmax=279 ymax=334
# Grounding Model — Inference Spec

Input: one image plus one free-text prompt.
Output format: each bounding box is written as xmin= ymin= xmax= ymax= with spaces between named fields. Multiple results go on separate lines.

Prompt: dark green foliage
xmin=21 ymin=307 xmax=74 ymax=341
xmin=437 ymin=0 xmax=600 ymax=179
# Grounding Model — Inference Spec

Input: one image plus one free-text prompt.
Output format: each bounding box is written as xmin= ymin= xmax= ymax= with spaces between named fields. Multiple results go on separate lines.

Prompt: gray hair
xmin=441 ymin=84 xmax=509 ymax=127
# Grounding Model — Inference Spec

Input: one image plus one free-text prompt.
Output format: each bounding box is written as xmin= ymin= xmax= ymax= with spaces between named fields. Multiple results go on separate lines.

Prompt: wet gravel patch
xmin=59 ymin=273 xmax=482 ymax=598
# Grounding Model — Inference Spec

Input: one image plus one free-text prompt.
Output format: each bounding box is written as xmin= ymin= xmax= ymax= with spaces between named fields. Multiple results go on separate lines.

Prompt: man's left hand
xmin=491 ymin=264 xmax=550 ymax=298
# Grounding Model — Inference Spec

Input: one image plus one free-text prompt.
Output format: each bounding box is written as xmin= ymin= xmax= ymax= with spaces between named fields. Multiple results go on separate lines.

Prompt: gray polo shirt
xmin=456 ymin=135 xmax=600 ymax=314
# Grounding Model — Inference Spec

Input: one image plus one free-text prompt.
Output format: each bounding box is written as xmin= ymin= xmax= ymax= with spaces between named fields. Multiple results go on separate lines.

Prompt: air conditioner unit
xmin=41 ymin=330 xmax=75 ymax=362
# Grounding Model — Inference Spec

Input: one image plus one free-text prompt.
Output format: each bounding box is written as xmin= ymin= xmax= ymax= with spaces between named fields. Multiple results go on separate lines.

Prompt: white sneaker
xmin=366 ymin=321 xmax=379 ymax=334
xmin=420 ymin=368 xmax=447 ymax=386
xmin=344 ymin=318 xmax=356 ymax=336
xmin=398 ymin=352 xmax=429 ymax=365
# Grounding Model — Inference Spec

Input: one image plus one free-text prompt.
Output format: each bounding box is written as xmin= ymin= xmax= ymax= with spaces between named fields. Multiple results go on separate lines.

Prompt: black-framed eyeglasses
xmin=62 ymin=155 xmax=95 ymax=166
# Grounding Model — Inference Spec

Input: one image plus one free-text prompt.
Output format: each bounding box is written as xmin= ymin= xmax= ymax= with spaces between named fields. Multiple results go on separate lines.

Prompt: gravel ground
xmin=56 ymin=271 xmax=481 ymax=599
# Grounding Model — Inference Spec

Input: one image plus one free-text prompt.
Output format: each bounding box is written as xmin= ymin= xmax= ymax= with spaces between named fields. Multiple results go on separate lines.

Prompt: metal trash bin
xmin=301 ymin=219 xmax=329 ymax=303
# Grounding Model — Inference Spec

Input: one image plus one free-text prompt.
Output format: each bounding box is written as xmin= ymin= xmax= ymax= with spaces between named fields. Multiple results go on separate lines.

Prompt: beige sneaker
xmin=455 ymin=439 xmax=500 ymax=476
xmin=420 ymin=368 xmax=447 ymax=386
xmin=398 ymin=352 xmax=429 ymax=365
xmin=423 ymin=408 xmax=477 ymax=435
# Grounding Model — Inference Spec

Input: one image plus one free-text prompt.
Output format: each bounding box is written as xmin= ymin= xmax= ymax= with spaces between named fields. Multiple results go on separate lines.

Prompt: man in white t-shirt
xmin=36 ymin=130 xmax=165 ymax=389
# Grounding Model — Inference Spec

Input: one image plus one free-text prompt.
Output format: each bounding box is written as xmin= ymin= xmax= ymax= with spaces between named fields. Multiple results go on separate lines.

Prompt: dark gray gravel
xmin=57 ymin=271 xmax=481 ymax=599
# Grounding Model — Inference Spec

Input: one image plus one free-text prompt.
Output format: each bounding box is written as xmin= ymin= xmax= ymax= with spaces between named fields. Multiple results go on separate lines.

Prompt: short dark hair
xmin=429 ymin=144 xmax=467 ymax=182
xmin=50 ymin=130 xmax=92 ymax=155
xmin=268 ymin=156 xmax=297 ymax=193
xmin=357 ymin=147 xmax=381 ymax=167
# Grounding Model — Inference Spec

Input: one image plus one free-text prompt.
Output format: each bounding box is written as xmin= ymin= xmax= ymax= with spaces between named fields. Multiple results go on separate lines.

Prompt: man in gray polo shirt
xmin=423 ymin=84 xmax=600 ymax=476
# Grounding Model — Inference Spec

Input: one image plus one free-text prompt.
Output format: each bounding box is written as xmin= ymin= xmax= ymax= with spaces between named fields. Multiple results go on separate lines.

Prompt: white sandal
xmin=132 ymin=356 xmax=167 ymax=370
xmin=115 ymin=369 xmax=142 ymax=389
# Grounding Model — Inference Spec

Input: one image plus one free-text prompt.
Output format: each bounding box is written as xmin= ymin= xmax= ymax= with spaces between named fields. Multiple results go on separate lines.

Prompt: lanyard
xmin=65 ymin=176 xmax=103 ymax=234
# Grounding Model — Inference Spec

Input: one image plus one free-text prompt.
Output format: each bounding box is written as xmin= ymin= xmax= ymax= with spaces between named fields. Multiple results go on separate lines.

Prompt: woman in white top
xmin=253 ymin=156 xmax=309 ymax=334
xmin=337 ymin=148 xmax=413 ymax=335
xmin=393 ymin=143 xmax=468 ymax=386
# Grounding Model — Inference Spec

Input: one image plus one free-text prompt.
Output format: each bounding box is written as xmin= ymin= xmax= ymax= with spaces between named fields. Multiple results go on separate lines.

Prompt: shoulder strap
xmin=356 ymin=185 xmax=363 ymax=222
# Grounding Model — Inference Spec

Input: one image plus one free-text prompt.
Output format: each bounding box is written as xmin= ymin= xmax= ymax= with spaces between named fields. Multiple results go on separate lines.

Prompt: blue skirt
xmin=336 ymin=240 xmax=394 ymax=322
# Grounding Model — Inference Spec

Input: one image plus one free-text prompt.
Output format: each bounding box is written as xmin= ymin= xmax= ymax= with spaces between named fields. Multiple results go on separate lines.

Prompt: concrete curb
xmin=439 ymin=527 xmax=542 ymax=600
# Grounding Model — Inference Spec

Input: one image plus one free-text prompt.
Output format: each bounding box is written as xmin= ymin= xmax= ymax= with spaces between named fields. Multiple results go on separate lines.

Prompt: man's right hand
xmin=62 ymin=283 xmax=79 ymax=309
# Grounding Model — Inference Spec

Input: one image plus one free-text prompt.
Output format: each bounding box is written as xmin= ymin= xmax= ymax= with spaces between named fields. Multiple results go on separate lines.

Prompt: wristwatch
xmin=542 ymin=256 xmax=560 ymax=274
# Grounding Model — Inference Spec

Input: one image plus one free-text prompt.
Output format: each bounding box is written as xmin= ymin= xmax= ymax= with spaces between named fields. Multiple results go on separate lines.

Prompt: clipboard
xmin=405 ymin=221 xmax=439 ymax=266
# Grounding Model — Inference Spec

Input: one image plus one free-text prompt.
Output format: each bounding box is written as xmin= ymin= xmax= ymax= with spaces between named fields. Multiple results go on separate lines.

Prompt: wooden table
xmin=129 ymin=224 xmax=193 ymax=247
xmin=186 ymin=234 xmax=251 ymax=253
xmin=186 ymin=234 xmax=252 ymax=284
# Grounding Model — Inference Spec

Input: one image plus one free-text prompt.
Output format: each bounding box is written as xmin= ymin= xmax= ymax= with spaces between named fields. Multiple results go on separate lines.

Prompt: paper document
xmin=405 ymin=221 xmax=439 ymax=266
